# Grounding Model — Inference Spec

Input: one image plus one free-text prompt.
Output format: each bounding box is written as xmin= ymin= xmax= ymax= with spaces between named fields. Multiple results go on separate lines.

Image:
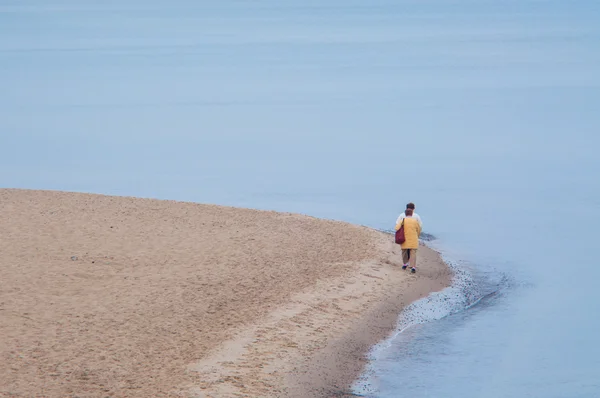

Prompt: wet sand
xmin=0 ymin=189 xmax=451 ymax=397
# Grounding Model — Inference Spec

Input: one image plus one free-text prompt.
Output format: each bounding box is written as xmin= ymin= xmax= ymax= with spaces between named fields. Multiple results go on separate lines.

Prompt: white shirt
xmin=396 ymin=212 xmax=422 ymax=228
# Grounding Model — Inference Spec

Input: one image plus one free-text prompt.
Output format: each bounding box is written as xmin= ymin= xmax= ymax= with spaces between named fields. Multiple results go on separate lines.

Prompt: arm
xmin=415 ymin=214 xmax=423 ymax=229
xmin=395 ymin=214 xmax=404 ymax=227
xmin=395 ymin=219 xmax=402 ymax=231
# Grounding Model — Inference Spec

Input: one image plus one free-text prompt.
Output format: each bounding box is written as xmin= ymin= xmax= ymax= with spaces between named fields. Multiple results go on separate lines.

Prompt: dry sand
xmin=0 ymin=189 xmax=451 ymax=397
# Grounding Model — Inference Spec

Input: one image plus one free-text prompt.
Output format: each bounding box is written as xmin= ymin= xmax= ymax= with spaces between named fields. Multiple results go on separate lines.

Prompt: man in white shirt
xmin=396 ymin=203 xmax=422 ymax=229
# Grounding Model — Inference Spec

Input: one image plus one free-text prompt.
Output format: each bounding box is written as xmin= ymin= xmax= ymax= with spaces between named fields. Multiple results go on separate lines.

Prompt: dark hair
xmin=406 ymin=203 xmax=415 ymax=210
xmin=405 ymin=208 xmax=413 ymax=216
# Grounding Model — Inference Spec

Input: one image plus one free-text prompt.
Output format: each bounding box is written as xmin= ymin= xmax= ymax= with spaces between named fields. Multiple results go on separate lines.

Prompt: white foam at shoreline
xmin=352 ymin=243 xmax=485 ymax=396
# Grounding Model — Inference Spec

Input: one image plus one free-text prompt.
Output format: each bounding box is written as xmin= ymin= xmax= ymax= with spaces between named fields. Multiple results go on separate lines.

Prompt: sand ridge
xmin=0 ymin=189 xmax=450 ymax=397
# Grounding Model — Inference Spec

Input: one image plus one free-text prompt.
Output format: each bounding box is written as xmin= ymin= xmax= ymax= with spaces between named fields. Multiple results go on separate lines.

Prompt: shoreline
xmin=190 ymin=239 xmax=451 ymax=397
xmin=286 ymin=243 xmax=452 ymax=397
xmin=0 ymin=189 xmax=452 ymax=397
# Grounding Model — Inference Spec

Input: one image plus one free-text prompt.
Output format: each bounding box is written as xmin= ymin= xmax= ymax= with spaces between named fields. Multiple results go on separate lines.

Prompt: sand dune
xmin=0 ymin=189 xmax=450 ymax=397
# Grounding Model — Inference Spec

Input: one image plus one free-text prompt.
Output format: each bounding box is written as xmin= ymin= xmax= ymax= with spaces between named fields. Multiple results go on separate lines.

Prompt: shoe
xmin=411 ymin=267 xmax=416 ymax=274
xmin=402 ymin=264 xmax=408 ymax=270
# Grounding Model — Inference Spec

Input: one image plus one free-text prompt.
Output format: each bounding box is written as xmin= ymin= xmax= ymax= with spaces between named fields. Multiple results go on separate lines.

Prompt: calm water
xmin=2 ymin=1 xmax=599 ymax=397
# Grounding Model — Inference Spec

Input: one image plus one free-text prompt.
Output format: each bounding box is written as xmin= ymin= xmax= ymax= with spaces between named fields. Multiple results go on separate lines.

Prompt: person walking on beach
xmin=396 ymin=202 xmax=422 ymax=229
xmin=396 ymin=208 xmax=422 ymax=273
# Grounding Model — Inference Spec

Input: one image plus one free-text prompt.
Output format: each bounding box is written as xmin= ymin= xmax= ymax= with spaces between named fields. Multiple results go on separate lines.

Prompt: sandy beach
xmin=0 ymin=189 xmax=451 ymax=397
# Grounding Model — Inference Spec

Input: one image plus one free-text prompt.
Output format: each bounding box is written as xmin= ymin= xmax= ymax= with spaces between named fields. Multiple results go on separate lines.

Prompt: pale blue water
xmin=1 ymin=1 xmax=599 ymax=397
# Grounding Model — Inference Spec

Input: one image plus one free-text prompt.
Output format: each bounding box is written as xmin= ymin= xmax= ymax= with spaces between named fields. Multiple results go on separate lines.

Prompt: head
xmin=405 ymin=208 xmax=413 ymax=217
xmin=406 ymin=203 xmax=415 ymax=210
